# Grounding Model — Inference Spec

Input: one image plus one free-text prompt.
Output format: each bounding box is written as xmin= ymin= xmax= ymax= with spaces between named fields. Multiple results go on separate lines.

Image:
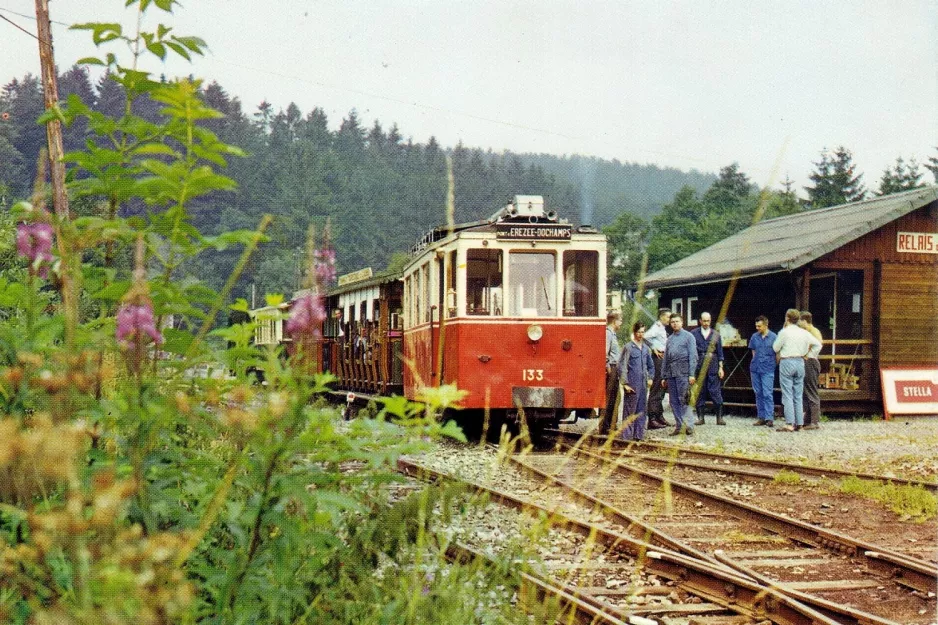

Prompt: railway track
xmin=400 ymin=453 xmax=866 ymax=625
xmin=514 ymin=443 xmax=936 ymax=624
xmin=546 ymin=430 xmax=938 ymax=493
xmin=544 ymin=431 xmax=938 ymax=565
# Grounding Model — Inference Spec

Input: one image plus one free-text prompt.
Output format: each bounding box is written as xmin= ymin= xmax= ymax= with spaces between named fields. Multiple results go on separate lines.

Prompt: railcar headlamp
xmin=527 ymin=324 xmax=543 ymax=342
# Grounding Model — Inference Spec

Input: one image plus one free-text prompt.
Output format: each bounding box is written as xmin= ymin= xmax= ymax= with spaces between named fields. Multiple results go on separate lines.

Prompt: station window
xmin=466 ymin=249 xmax=502 ymax=316
xmin=562 ymin=250 xmax=599 ymax=317
xmin=509 ymin=251 xmax=556 ymax=317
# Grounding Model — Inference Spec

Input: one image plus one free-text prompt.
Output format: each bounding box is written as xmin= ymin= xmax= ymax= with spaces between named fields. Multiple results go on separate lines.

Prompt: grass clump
xmin=839 ymin=476 xmax=937 ymax=522
xmin=773 ymin=469 xmax=802 ymax=485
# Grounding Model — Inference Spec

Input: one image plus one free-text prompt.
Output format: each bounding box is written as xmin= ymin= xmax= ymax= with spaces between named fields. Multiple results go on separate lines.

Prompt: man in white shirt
xmin=772 ymin=309 xmax=822 ymax=432
xmin=643 ymin=308 xmax=671 ymax=429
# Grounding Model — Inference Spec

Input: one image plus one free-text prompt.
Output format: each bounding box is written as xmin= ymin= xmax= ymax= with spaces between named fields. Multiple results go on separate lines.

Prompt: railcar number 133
xmin=522 ymin=369 xmax=544 ymax=381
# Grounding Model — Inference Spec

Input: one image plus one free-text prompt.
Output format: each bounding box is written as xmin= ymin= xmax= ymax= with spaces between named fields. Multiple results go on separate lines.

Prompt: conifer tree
xmin=804 ymin=146 xmax=866 ymax=208
xmin=877 ymin=156 xmax=925 ymax=195
xmin=925 ymin=147 xmax=938 ymax=184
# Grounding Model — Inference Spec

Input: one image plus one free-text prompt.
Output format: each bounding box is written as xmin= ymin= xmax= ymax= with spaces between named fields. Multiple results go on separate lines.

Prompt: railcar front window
xmin=509 ymin=251 xmax=556 ymax=317
xmin=563 ymin=250 xmax=599 ymax=317
xmin=466 ymin=249 xmax=502 ymax=316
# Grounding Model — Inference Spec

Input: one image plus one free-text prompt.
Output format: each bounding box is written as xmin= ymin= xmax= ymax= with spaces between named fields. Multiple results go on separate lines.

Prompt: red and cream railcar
xmin=254 ymin=195 xmax=607 ymax=431
xmin=400 ymin=195 xmax=607 ymax=429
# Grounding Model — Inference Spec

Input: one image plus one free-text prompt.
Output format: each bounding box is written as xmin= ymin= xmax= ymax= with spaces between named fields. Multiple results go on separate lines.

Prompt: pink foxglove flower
xmin=285 ymin=293 xmax=325 ymax=338
xmin=116 ymin=303 xmax=163 ymax=347
xmin=16 ymin=222 xmax=55 ymax=278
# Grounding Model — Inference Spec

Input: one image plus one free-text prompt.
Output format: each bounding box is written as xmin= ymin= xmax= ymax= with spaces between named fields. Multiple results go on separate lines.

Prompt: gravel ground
xmin=560 ymin=411 xmax=938 ymax=481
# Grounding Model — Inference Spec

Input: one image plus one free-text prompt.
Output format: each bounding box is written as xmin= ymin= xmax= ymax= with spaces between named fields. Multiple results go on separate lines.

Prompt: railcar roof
xmin=290 ymin=271 xmax=403 ymax=301
xmin=643 ymin=186 xmax=938 ymax=289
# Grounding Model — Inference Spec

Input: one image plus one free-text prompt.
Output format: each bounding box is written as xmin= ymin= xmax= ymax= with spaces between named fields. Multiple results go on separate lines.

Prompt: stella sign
xmin=880 ymin=368 xmax=938 ymax=419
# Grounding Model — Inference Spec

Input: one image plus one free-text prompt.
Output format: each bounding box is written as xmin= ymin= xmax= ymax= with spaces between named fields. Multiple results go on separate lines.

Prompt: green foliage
xmin=0 ymin=4 xmax=525 ymax=625
xmin=839 ymin=476 xmax=937 ymax=522
xmin=602 ymin=211 xmax=648 ymax=290
xmin=876 ymin=156 xmax=925 ymax=196
xmin=773 ymin=469 xmax=802 ymax=485
xmin=804 ymin=146 xmax=866 ymax=209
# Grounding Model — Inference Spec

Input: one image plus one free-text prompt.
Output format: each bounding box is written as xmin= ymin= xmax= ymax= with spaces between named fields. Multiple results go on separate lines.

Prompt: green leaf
xmin=160 ymin=328 xmax=194 ymax=355
xmin=77 ymin=56 xmax=106 ymax=66
xmin=147 ymin=42 xmax=167 ymax=60
xmin=92 ymin=280 xmax=132 ymax=302
xmin=265 ymin=294 xmax=285 ymax=307
xmin=230 ymin=298 xmax=250 ymax=313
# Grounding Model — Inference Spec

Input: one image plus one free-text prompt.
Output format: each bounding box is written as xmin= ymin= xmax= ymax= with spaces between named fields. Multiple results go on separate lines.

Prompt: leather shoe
xmin=752 ymin=420 xmax=768 ymax=426
xmin=802 ymin=423 xmax=820 ymax=430
xmin=647 ymin=420 xmax=667 ymax=430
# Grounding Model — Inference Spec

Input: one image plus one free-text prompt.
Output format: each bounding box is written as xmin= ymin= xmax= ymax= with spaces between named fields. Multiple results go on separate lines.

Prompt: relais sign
xmin=880 ymin=368 xmax=938 ymax=419
xmin=496 ymin=223 xmax=572 ymax=241
xmin=896 ymin=231 xmax=938 ymax=254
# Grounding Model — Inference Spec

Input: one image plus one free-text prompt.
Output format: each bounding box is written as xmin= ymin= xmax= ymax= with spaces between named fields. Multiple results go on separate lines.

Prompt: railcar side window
xmin=421 ymin=264 xmax=430 ymax=323
xmin=563 ymin=250 xmax=599 ymax=317
xmin=466 ymin=249 xmax=502 ymax=316
xmin=509 ymin=251 xmax=556 ymax=317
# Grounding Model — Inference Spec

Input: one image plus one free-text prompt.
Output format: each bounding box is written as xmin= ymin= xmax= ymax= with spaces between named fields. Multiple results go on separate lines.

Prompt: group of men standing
xmin=601 ymin=306 xmax=727 ymax=439
xmin=749 ymin=309 xmax=823 ymax=431
xmin=600 ymin=306 xmax=824 ymax=439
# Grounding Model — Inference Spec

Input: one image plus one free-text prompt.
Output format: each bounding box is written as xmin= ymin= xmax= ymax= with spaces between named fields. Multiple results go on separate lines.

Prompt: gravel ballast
xmin=561 ymin=412 xmax=938 ymax=481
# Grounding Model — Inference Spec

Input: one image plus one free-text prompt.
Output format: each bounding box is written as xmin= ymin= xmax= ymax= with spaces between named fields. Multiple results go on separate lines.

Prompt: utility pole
xmin=34 ymin=0 xmax=69 ymax=220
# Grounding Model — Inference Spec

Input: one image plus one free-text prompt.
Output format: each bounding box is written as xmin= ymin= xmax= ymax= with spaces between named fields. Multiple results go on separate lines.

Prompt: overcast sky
xmin=2 ymin=1 xmax=936 ymax=193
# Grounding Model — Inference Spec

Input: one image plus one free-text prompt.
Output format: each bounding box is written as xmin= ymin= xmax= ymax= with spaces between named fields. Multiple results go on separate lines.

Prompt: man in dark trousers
xmin=691 ymin=311 xmax=726 ymax=425
xmin=643 ymin=308 xmax=671 ymax=429
xmin=799 ymin=311 xmax=823 ymax=430
xmin=661 ymin=313 xmax=698 ymax=436
xmin=599 ymin=311 xmax=623 ymax=435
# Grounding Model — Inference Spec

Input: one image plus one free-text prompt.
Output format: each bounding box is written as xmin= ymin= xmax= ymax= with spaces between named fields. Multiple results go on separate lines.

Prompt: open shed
xmin=643 ymin=186 xmax=938 ymax=413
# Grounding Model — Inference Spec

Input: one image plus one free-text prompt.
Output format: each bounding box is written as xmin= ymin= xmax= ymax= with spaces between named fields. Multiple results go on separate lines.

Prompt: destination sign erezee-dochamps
xmin=496 ymin=223 xmax=572 ymax=241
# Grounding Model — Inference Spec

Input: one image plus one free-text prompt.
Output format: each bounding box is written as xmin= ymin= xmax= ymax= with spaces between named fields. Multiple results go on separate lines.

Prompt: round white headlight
xmin=527 ymin=324 xmax=543 ymax=342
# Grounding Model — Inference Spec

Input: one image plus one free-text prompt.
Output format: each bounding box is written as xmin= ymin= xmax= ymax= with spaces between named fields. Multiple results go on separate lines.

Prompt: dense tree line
xmin=1 ymin=67 xmax=713 ymax=300
xmin=3 ymin=68 xmax=935 ymax=298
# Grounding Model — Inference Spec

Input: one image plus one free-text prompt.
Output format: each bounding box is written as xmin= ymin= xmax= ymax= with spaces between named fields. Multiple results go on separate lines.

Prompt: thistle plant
xmin=0 ymin=2 xmax=521 ymax=624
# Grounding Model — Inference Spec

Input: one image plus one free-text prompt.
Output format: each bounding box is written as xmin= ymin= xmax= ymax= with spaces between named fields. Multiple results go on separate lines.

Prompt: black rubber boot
xmin=695 ymin=406 xmax=705 ymax=426
xmin=716 ymin=405 xmax=726 ymax=425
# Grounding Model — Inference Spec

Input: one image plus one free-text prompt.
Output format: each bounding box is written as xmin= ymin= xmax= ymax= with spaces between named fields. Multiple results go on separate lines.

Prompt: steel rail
xmin=547 ymin=430 xmax=938 ymax=493
xmin=445 ymin=542 xmax=633 ymax=625
xmin=560 ymin=443 xmax=938 ymax=595
xmin=513 ymin=451 xmax=904 ymax=625
xmin=398 ymin=457 xmax=844 ymax=625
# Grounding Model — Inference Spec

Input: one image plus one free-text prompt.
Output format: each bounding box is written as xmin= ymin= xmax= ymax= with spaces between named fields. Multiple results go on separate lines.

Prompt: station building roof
xmin=643 ymin=186 xmax=938 ymax=289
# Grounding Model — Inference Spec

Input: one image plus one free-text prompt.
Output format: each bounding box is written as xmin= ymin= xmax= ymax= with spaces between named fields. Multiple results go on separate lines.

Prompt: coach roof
xmin=643 ymin=186 xmax=938 ymax=289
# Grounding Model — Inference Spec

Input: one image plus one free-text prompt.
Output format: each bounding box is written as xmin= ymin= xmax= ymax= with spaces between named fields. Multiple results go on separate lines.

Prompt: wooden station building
xmin=643 ymin=186 xmax=938 ymax=413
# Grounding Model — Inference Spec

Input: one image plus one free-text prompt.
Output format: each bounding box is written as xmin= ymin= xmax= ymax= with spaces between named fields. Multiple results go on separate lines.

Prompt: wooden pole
xmin=34 ymin=0 xmax=69 ymax=220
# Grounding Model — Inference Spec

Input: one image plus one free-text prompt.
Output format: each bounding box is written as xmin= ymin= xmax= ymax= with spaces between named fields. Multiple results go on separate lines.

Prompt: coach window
xmin=413 ymin=272 xmax=421 ymax=327
xmin=446 ymin=251 xmax=457 ymax=317
xmin=509 ymin=251 xmax=556 ymax=317
xmin=562 ymin=250 xmax=599 ymax=317
xmin=466 ymin=249 xmax=502 ymax=316
xmin=421 ymin=264 xmax=430 ymax=323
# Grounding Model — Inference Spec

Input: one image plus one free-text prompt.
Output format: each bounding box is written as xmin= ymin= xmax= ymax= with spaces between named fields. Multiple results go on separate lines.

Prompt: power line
xmin=0 ymin=10 xmax=39 ymax=41
xmin=0 ymin=5 xmax=68 ymax=26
